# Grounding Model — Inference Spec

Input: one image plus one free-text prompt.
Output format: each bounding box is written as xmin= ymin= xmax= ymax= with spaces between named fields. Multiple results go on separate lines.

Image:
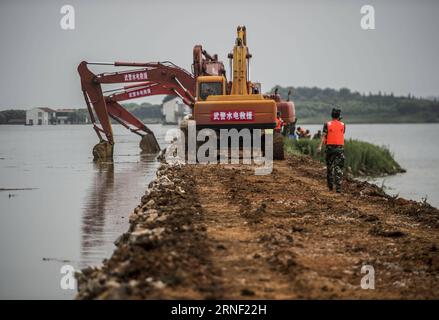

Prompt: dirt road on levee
xmin=76 ymin=156 xmax=439 ymax=299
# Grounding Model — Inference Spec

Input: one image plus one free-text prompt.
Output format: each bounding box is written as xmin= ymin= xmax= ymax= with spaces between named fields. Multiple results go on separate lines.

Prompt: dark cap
xmin=331 ymin=108 xmax=341 ymax=119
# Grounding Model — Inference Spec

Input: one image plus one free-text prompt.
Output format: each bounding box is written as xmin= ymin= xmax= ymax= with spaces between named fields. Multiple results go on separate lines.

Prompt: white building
xmin=26 ymin=107 xmax=56 ymax=125
xmin=162 ymin=97 xmax=190 ymax=124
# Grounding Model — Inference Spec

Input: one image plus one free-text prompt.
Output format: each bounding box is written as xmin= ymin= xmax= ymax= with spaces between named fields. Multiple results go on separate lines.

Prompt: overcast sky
xmin=0 ymin=0 xmax=438 ymax=110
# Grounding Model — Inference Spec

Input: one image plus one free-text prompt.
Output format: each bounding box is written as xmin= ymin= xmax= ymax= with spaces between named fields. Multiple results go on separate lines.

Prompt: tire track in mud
xmin=218 ymin=163 xmax=359 ymax=298
xmin=195 ymin=165 xmax=297 ymax=299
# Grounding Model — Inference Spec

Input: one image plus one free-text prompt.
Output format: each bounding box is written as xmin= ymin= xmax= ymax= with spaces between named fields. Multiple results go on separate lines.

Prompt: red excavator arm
xmin=77 ymin=61 xmax=196 ymax=158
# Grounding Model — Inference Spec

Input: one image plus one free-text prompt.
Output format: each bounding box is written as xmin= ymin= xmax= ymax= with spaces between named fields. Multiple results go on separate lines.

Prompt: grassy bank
xmin=285 ymin=138 xmax=405 ymax=176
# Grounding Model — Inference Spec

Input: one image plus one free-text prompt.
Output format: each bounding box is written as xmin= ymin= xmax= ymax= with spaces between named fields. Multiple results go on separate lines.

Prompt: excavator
xmin=78 ymin=26 xmax=295 ymax=161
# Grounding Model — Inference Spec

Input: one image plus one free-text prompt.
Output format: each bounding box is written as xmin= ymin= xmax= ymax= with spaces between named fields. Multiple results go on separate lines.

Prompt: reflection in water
xmin=140 ymin=152 xmax=161 ymax=163
xmin=80 ymin=155 xmax=160 ymax=268
xmin=81 ymin=163 xmax=114 ymax=266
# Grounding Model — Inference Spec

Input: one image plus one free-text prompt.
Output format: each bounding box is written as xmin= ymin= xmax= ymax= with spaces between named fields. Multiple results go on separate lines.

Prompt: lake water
xmin=0 ymin=124 xmax=171 ymax=299
xmin=0 ymin=123 xmax=438 ymax=299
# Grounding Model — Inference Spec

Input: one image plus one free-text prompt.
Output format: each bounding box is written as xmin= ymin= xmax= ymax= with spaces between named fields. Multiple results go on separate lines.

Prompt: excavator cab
xmin=197 ymin=76 xmax=226 ymax=101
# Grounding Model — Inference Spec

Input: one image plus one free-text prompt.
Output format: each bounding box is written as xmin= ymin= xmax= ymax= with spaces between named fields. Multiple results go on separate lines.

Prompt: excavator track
xmin=273 ymin=133 xmax=285 ymax=160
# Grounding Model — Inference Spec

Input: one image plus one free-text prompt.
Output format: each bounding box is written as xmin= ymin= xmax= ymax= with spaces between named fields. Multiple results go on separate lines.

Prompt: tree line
xmin=2 ymin=87 xmax=438 ymax=124
xmin=272 ymin=86 xmax=439 ymax=123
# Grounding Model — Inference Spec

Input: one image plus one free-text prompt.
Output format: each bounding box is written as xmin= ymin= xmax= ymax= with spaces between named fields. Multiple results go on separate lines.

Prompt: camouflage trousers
xmin=325 ymin=145 xmax=345 ymax=191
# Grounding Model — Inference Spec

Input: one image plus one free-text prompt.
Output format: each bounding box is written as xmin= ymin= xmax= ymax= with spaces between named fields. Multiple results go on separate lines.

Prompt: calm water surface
xmin=0 ymin=124 xmax=172 ymax=299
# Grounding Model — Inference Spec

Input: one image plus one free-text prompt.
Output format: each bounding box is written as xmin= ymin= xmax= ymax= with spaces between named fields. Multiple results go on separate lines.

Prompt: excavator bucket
xmin=140 ymin=133 xmax=161 ymax=153
xmin=93 ymin=141 xmax=114 ymax=162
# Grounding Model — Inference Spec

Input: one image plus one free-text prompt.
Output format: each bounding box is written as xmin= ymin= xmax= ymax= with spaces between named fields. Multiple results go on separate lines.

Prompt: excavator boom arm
xmin=78 ymin=61 xmax=196 ymax=146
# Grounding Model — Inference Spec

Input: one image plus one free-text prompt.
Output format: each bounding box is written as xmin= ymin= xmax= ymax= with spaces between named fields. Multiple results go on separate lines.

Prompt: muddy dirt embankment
xmin=76 ymin=155 xmax=439 ymax=299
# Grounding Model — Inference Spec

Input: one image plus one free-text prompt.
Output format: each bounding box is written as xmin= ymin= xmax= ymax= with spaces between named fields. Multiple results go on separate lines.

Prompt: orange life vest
xmin=275 ymin=117 xmax=283 ymax=131
xmin=326 ymin=120 xmax=345 ymax=145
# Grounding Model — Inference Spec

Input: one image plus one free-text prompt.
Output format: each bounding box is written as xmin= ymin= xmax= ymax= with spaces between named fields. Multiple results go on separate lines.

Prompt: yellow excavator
xmin=190 ymin=26 xmax=295 ymax=159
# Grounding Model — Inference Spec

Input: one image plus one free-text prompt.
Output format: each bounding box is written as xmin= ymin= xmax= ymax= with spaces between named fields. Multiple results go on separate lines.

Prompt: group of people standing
xmin=295 ymin=127 xmax=326 ymax=140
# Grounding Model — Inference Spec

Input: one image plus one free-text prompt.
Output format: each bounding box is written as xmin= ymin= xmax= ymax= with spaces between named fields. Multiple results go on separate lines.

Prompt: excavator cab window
xmin=199 ymin=82 xmax=222 ymax=101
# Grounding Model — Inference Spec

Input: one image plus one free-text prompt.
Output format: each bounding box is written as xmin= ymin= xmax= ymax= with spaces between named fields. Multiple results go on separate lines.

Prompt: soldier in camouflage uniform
xmin=317 ymin=108 xmax=346 ymax=193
